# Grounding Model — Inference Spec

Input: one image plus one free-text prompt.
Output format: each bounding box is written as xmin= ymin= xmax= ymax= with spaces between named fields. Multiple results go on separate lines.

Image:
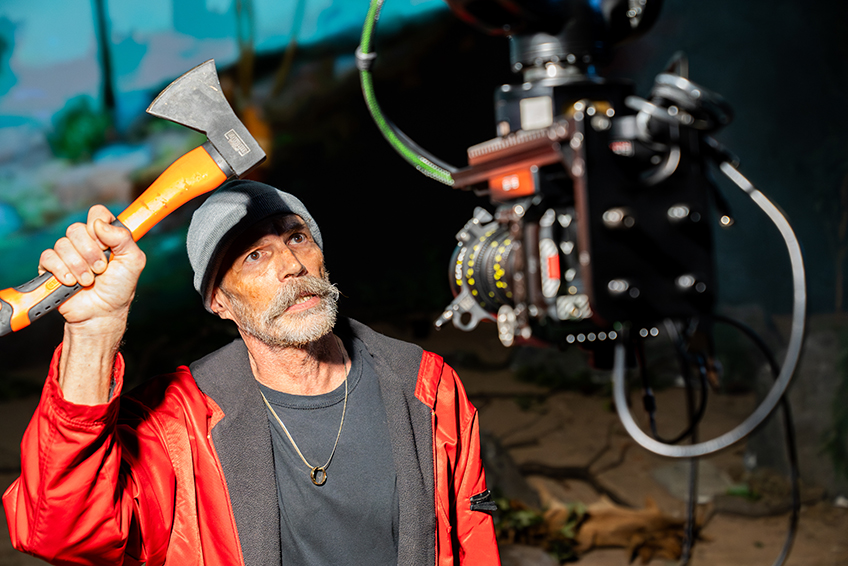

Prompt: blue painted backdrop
xmin=0 ymin=0 xmax=445 ymax=129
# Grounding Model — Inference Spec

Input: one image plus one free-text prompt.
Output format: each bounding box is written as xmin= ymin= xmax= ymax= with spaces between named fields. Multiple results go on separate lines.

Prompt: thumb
xmin=92 ymin=220 xmax=141 ymax=260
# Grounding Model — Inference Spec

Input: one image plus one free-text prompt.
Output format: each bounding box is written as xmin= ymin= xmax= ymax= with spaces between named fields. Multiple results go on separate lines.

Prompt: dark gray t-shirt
xmin=258 ymin=336 xmax=399 ymax=566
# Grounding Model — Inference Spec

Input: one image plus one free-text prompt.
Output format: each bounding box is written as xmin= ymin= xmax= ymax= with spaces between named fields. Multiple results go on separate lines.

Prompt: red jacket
xmin=4 ymin=319 xmax=500 ymax=566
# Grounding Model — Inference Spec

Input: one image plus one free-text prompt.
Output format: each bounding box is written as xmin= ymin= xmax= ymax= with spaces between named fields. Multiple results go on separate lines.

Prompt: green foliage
xmin=725 ymin=483 xmax=761 ymax=501
xmin=48 ymin=97 xmax=111 ymax=162
xmin=496 ymin=500 xmax=545 ymax=531
xmin=558 ymin=502 xmax=587 ymax=541
xmin=494 ymin=497 xmax=586 ymax=563
xmin=821 ymin=327 xmax=848 ymax=481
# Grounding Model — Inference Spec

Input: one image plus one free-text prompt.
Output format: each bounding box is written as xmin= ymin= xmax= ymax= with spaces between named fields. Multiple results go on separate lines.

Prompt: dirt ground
xmin=1 ymin=320 xmax=847 ymax=565
xmin=402 ymin=321 xmax=848 ymax=566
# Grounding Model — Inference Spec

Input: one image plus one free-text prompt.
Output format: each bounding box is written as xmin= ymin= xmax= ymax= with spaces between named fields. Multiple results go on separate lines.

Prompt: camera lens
xmin=449 ymin=224 xmax=521 ymax=314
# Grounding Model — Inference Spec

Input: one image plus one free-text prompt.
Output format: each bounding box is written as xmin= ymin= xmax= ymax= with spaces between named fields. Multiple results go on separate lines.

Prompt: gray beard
xmin=224 ymin=274 xmax=340 ymax=348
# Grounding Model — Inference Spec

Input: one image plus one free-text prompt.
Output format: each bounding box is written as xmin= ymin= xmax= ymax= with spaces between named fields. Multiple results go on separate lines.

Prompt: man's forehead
xmin=227 ymin=214 xmax=308 ymax=253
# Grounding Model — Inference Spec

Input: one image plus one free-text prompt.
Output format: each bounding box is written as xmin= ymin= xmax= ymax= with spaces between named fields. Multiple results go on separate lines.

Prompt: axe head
xmin=146 ymin=59 xmax=265 ymax=177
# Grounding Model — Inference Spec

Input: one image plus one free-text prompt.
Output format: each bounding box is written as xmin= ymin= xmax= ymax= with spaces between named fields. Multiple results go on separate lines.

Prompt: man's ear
xmin=210 ymin=288 xmax=235 ymax=321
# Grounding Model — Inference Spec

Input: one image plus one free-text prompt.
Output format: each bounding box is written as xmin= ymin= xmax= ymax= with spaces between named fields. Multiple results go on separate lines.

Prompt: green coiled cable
xmin=358 ymin=0 xmax=456 ymax=186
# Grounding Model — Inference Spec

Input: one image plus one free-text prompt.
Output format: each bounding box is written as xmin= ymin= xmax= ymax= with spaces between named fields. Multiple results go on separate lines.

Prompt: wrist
xmin=64 ymin=311 xmax=128 ymax=342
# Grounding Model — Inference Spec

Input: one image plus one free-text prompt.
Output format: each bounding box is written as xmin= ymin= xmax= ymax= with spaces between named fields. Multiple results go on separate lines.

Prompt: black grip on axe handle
xmin=0 ymin=298 xmax=14 ymax=337
xmin=0 ymin=220 xmax=127 ymax=337
xmin=14 ymin=271 xmax=83 ymax=327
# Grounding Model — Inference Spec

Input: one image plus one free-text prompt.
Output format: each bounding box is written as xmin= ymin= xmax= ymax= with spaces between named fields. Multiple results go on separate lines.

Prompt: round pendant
xmin=310 ymin=466 xmax=327 ymax=486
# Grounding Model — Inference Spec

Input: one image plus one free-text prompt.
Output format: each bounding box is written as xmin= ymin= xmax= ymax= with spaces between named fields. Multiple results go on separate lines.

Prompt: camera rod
xmin=612 ymin=162 xmax=806 ymax=458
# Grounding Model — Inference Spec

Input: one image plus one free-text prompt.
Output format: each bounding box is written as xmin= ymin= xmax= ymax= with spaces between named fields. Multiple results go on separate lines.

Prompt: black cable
xmin=613 ymin=164 xmax=805 ymax=458
xmin=637 ymin=324 xmax=709 ymax=445
xmin=636 ymin=315 xmax=798 ymax=565
xmin=711 ymin=314 xmax=799 ymax=566
xmin=620 ymin=329 xmax=701 ymax=565
xmin=679 ymin=355 xmax=706 ymax=565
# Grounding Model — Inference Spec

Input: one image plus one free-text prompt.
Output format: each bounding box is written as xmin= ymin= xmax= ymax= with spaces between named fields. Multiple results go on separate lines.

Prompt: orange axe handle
xmin=0 ymin=146 xmax=228 ymax=336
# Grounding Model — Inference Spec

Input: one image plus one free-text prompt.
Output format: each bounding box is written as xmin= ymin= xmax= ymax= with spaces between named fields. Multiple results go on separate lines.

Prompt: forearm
xmin=58 ymin=316 xmax=127 ymax=405
xmin=40 ymin=207 xmax=145 ymax=405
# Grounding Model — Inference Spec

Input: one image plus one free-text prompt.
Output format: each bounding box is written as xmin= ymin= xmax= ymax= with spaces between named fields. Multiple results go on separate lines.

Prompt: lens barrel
xmin=449 ymin=223 xmax=521 ymax=312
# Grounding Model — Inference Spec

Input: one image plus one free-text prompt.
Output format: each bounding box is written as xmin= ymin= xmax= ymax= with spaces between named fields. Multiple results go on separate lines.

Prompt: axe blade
xmin=146 ymin=59 xmax=265 ymax=177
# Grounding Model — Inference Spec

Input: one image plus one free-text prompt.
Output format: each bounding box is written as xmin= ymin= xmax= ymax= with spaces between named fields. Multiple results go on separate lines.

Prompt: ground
xmin=1 ymin=319 xmax=847 ymax=565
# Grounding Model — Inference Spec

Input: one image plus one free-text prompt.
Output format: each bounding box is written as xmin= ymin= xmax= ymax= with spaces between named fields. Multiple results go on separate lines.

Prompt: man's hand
xmin=39 ymin=205 xmax=147 ymax=405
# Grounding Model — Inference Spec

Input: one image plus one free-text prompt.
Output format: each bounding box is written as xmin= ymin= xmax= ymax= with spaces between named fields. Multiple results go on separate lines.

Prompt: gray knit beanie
xmin=186 ymin=179 xmax=323 ymax=311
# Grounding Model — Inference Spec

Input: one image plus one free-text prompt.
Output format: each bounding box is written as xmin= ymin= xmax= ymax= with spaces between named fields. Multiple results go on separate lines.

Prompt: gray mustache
xmin=265 ymin=275 xmax=340 ymax=320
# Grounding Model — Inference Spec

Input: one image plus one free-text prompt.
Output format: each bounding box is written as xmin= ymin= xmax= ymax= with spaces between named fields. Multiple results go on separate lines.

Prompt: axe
xmin=0 ymin=59 xmax=265 ymax=337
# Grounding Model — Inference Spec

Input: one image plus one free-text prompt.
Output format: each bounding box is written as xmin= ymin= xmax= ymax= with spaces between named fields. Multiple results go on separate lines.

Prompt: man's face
xmin=211 ymin=214 xmax=339 ymax=348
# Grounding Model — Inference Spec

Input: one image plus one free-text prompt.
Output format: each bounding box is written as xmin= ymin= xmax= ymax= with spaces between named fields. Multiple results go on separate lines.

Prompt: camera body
xmin=435 ymin=0 xmax=729 ymax=363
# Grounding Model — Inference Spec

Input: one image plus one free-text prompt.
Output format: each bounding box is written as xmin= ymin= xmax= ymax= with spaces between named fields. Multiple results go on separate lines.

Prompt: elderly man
xmin=4 ymin=180 xmax=500 ymax=566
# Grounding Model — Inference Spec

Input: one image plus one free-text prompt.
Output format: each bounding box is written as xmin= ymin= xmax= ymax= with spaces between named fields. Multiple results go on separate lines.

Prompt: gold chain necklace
xmin=260 ymin=337 xmax=349 ymax=486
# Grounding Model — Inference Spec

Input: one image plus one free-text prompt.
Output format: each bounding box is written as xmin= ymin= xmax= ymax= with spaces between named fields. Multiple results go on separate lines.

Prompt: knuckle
xmin=65 ymin=255 xmax=88 ymax=273
xmin=84 ymin=250 xmax=104 ymax=266
xmin=66 ymin=222 xmax=87 ymax=238
xmin=39 ymin=249 xmax=57 ymax=266
xmin=89 ymin=204 xmax=112 ymax=220
xmin=54 ymin=237 xmax=72 ymax=252
xmin=134 ymin=249 xmax=148 ymax=269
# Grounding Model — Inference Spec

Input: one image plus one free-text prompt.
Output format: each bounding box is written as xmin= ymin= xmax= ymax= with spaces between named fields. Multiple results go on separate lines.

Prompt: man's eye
xmin=290 ymin=233 xmax=307 ymax=244
xmin=246 ymin=250 xmax=261 ymax=262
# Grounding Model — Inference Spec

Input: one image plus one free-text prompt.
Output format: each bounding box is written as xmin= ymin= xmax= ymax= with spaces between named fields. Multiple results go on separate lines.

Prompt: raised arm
xmin=3 ymin=205 xmax=158 ymax=565
xmin=38 ymin=205 xmax=146 ymax=404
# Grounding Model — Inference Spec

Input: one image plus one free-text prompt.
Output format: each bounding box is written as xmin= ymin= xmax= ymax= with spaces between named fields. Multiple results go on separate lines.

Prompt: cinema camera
xmin=359 ymin=3 xmax=806 ymax=560
xmin=357 ymin=0 xmax=805 ymax=461
xmin=365 ymin=0 xmax=736 ymax=350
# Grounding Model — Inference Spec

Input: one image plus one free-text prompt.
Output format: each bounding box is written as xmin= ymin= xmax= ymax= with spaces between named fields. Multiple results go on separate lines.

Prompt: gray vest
xmin=190 ymin=318 xmax=436 ymax=566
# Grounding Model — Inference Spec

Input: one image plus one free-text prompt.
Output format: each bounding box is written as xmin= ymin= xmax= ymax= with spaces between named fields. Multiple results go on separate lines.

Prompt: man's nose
xmin=275 ymin=243 xmax=306 ymax=279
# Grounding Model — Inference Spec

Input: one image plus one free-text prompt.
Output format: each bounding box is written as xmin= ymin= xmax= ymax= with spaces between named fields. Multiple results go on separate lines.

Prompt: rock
xmin=713 ymin=468 xmax=825 ymax=517
xmin=746 ymin=314 xmax=848 ymax=497
xmin=53 ymin=164 xmax=132 ymax=208
xmin=52 ymin=143 xmax=152 ymax=209
xmin=92 ymin=143 xmax=152 ymax=170
xmin=0 ymin=124 xmax=50 ymax=165
xmin=480 ymin=431 xmax=542 ymax=509
xmin=652 ymin=460 xmax=732 ymax=504
xmin=0 ymin=160 xmax=66 ymax=229
xmin=498 ymin=544 xmax=559 ymax=566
